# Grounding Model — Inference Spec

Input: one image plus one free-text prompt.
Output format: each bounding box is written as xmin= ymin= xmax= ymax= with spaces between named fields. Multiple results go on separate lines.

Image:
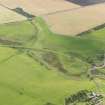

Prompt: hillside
xmin=0 ymin=0 xmax=105 ymax=104
xmin=0 ymin=17 xmax=105 ymax=105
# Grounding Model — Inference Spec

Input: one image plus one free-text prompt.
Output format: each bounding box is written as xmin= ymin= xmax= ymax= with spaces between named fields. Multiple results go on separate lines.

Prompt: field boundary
xmin=77 ymin=23 xmax=105 ymax=36
xmin=41 ymin=6 xmax=82 ymax=16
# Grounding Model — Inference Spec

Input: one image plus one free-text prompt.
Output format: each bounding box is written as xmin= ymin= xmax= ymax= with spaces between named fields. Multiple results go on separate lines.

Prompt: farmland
xmin=0 ymin=0 xmax=80 ymax=15
xmin=0 ymin=17 xmax=105 ymax=105
xmin=1 ymin=0 xmax=105 ymax=36
xmin=0 ymin=0 xmax=105 ymax=105
xmin=43 ymin=3 xmax=105 ymax=36
xmin=0 ymin=5 xmax=26 ymax=24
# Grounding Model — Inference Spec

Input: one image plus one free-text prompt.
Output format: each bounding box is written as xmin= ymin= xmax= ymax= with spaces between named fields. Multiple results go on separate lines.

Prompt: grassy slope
xmin=0 ymin=47 xmax=95 ymax=105
xmin=0 ymin=17 xmax=105 ymax=105
xmin=34 ymin=17 xmax=105 ymax=53
xmin=0 ymin=21 xmax=36 ymax=43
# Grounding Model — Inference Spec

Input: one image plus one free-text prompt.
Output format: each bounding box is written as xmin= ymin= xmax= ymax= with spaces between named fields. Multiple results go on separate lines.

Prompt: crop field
xmin=0 ymin=17 xmax=105 ymax=105
xmin=0 ymin=0 xmax=80 ymax=15
xmin=43 ymin=3 xmax=105 ymax=36
xmin=0 ymin=5 xmax=26 ymax=24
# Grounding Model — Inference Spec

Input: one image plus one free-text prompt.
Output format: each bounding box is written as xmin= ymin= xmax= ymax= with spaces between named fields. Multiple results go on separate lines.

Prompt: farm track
xmin=0 ymin=2 xmax=12 ymax=11
xmin=27 ymin=20 xmax=39 ymax=44
xmin=41 ymin=6 xmax=82 ymax=16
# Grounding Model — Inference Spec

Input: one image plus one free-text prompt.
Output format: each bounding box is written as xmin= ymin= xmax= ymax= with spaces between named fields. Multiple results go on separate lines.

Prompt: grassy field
xmin=0 ymin=17 xmax=105 ymax=105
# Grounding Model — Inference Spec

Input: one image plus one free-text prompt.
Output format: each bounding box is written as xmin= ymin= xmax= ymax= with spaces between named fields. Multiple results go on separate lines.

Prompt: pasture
xmin=0 ymin=17 xmax=105 ymax=105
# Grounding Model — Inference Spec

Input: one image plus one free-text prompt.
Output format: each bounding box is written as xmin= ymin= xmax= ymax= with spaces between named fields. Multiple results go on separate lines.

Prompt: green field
xmin=0 ymin=17 xmax=105 ymax=105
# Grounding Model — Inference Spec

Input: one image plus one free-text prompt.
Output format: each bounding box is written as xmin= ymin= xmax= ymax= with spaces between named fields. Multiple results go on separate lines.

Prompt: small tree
xmin=45 ymin=102 xmax=55 ymax=105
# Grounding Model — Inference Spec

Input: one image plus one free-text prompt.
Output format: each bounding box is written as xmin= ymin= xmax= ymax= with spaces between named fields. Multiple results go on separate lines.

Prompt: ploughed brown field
xmin=0 ymin=0 xmax=80 ymax=15
xmin=43 ymin=3 xmax=105 ymax=36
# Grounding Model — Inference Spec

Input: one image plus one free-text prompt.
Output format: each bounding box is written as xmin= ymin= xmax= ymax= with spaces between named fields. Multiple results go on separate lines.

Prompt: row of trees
xmin=65 ymin=90 xmax=103 ymax=105
xmin=44 ymin=90 xmax=103 ymax=105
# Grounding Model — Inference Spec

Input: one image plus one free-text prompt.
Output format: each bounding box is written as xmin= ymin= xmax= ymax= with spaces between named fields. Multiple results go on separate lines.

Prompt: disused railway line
xmin=0 ymin=38 xmax=21 ymax=45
